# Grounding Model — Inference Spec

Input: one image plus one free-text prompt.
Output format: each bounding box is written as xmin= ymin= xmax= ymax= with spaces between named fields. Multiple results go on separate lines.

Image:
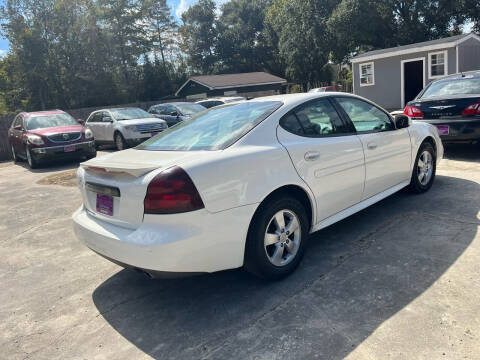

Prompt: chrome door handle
xmin=367 ymin=143 xmax=377 ymax=150
xmin=304 ymin=151 xmax=320 ymax=161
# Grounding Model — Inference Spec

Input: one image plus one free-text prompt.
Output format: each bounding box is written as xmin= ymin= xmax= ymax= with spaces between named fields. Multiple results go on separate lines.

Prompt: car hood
xmin=116 ymin=118 xmax=167 ymax=125
xmin=80 ymin=148 xmax=215 ymax=177
xmin=28 ymin=124 xmax=84 ymax=136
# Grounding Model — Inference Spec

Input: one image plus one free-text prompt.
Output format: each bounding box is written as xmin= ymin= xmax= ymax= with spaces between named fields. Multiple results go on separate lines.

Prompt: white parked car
xmin=86 ymin=108 xmax=168 ymax=150
xmin=73 ymin=93 xmax=443 ymax=280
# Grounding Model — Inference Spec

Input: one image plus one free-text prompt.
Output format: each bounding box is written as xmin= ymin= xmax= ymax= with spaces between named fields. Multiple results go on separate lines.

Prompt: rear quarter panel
xmin=409 ymin=122 xmax=444 ymax=166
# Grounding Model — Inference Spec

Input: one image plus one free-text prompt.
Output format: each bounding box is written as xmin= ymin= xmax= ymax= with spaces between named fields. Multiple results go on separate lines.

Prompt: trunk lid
xmin=408 ymin=95 xmax=480 ymax=120
xmin=79 ymin=149 xmax=213 ymax=228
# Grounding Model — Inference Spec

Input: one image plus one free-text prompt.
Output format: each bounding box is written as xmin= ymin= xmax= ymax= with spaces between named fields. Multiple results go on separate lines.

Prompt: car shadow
xmin=92 ymin=175 xmax=479 ymax=359
xmin=443 ymin=143 xmax=480 ymax=163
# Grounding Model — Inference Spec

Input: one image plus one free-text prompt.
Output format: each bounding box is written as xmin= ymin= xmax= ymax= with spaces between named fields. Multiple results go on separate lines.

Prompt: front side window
xmin=359 ymin=62 xmax=374 ymax=86
xmin=280 ymin=99 xmax=347 ymax=137
xmin=110 ymin=108 xmax=151 ymax=121
xmin=336 ymin=97 xmax=394 ymax=133
xmin=26 ymin=113 xmax=78 ymax=130
xmin=429 ymin=51 xmax=447 ymax=78
xmin=12 ymin=115 xmax=23 ymax=129
xmin=137 ymin=101 xmax=282 ymax=151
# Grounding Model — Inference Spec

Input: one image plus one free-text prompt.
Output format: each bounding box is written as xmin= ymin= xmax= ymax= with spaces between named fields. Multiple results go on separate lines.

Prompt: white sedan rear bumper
xmin=72 ymin=204 xmax=258 ymax=275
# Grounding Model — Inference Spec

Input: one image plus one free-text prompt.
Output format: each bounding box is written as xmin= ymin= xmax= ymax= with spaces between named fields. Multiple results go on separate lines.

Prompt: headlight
xmin=27 ymin=135 xmax=44 ymax=145
xmin=84 ymin=128 xmax=93 ymax=139
xmin=124 ymin=125 xmax=137 ymax=131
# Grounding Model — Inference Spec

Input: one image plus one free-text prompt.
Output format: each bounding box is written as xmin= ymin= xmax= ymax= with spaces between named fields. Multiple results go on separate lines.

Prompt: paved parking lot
xmin=1 ymin=146 xmax=480 ymax=360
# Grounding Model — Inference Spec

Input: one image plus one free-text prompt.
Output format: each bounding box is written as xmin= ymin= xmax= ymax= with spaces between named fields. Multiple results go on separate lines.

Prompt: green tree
xmin=179 ymin=0 xmax=218 ymax=74
xmin=142 ymin=0 xmax=177 ymax=72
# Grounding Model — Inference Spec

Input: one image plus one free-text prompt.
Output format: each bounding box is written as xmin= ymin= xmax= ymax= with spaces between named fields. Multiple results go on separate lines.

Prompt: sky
xmin=0 ymin=0 xmax=228 ymax=55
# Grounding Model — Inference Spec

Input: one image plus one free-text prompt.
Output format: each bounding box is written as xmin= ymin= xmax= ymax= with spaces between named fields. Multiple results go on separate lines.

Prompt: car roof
xmin=23 ymin=110 xmax=66 ymax=118
xmin=433 ymin=70 xmax=480 ymax=82
xmin=95 ymin=107 xmax=143 ymax=112
xmin=246 ymin=92 xmax=357 ymax=106
xmin=196 ymin=97 xmax=245 ymax=102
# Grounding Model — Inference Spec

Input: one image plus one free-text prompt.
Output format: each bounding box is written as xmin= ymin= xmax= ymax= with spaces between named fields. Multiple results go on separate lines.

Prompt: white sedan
xmin=73 ymin=93 xmax=443 ymax=280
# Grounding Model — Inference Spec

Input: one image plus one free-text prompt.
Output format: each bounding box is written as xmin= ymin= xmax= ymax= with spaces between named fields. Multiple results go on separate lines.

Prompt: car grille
xmin=47 ymin=132 xmax=82 ymax=143
xmin=135 ymin=123 xmax=166 ymax=133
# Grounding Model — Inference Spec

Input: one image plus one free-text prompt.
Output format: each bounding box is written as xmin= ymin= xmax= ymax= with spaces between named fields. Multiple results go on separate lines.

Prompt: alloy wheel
xmin=115 ymin=134 xmax=124 ymax=150
xmin=264 ymin=209 xmax=301 ymax=267
xmin=417 ymin=150 xmax=433 ymax=186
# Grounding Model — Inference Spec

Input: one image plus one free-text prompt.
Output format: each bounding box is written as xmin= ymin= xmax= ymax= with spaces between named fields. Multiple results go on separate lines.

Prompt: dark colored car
xmin=404 ymin=71 xmax=480 ymax=143
xmin=148 ymin=102 xmax=206 ymax=127
xmin=8 ymin=110 xmax=96 ymax=168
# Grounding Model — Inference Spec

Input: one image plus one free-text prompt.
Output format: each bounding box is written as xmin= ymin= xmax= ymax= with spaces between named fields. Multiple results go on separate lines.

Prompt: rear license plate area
xmin=96 ymin=194 xmax=113 ymax=216
xmin=435 ymin=125 xmax=449 ymax=135
xmin=64 ymin=145 xmax=75 ymax=152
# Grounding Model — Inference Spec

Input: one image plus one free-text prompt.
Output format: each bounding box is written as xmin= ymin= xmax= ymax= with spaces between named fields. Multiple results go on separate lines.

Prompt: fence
xmin=0 ymin=99 xmax=183 ymax=162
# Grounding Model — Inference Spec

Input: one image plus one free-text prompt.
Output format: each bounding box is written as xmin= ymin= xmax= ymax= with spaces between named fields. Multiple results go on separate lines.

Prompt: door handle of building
xmin=367 ymin=143 xmax=377 ymax=150
xmin=304 ymin=151 xmax=320 ymax=161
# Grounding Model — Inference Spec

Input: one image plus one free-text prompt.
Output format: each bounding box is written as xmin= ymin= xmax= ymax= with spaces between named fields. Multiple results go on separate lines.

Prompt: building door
xmin=402 ymin=58 xmax=425 ymax=107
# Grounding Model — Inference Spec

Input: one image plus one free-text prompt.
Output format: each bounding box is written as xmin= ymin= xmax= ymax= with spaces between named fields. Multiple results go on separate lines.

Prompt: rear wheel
xmin=409 ymin=142 xmax=436 ymax=193
xmin=114 ymin=132 xmax=126 ymax=151
xmin=244 ymin=196 xmax=309 ymax=280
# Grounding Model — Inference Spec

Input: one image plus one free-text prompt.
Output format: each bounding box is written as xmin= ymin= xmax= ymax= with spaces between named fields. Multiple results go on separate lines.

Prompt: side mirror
xmin=14 ymin=125 xmax=22 ymax=130
xmin=394 ymin=114 xmax=410 ymax=129
xmin=169 ymin=111 xmax=178 ymax=117
xmin=102 ymin=116 xmax=113 ymax=123
xmin=77 ymin=119 xmax=85 ymax=125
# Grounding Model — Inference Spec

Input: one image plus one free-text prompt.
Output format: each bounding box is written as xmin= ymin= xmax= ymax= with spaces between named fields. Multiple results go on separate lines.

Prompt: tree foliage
xmin=0 ymin=0 xmax=477 ymax=114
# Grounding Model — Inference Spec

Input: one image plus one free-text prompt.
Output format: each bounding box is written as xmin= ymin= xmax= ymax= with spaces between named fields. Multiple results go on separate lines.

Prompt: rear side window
xmin=280 ymin=99 xmax=347 ymax=137
xmin=421 ymin=77 xmax=480 ymax=98
xmin=335 ymin=97 xmax=394 ymax=133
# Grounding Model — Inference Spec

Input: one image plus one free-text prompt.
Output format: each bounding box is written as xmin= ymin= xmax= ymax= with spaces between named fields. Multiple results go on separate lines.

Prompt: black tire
xmin=114 ymin=132 xmax=126 ymax=151
xmin=25 ymin=146 xmax=38 ymax=169
xmin=87 ymin=149 xmax=97 ymax=160
xmin=11 ymin=145 xmax=18 ymax=163
xmin=408 ymin=141 xmax=436 ymax=193
xmin=244 ymin=195 xmax=309 ymax=280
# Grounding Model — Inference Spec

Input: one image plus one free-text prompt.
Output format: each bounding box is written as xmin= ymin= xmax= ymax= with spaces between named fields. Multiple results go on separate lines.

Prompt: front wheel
xmin=114 ymin=132 xmax=127 ymax=151
xmin=11 ymin=145 xmax=18 ymax=163
xmin=408 ymin=142 xmax=436 ymax=193
xmin=244 ymin=196 xmax=309 ymax=280
xmin=25 ymin=146 xmax=38 ymax=169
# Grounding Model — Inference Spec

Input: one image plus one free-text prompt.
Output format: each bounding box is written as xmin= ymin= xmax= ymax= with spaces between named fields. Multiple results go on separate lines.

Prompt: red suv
xmin=8 ymin=110 xmax=97 ymax=168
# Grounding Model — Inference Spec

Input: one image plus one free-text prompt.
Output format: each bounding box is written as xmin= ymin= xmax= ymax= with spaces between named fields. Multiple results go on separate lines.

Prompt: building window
xmin=428 ymin=51 xmax=447 ymax=79
xmin=359 ymin=62 xmax=374 ymax=86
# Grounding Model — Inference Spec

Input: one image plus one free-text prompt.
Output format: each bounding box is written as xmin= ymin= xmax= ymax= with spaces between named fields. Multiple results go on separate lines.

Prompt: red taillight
xmin=462 ymin=102 xmax=480 ymax=116
xmin=144 ymin=166 xmax=204 ymax=214
xmin=403 ymin=105 xmax=424 ymax=118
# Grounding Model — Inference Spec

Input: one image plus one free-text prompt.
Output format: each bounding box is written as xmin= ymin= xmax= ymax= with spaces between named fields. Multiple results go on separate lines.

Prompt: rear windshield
xmin=136 ymin=101 xmax=282 ymax=151
xmin=421 ymin=77 xmax=480 ymax=98
xmin=26 ymin=113 xmax=78 ymax=130
xmin=111 ymin=108 xmax=151 ymax=120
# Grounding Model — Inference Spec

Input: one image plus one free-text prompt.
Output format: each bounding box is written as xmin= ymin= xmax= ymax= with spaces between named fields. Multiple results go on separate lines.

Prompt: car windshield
xmin=26 ymin=113 xmax=78 ymax=130
xmin=176 ymin=103 xmax=206 ymax=116
xmin=137 ymin=101 xmax=282 ymax=151
xmin=110 ymin=108 xmax=151 ymax=120
xmin=421 ymin=77 xmax=480 ymax=98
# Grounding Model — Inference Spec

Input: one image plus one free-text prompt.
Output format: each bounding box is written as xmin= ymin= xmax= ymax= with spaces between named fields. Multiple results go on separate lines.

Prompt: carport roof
xmin=351 ymin=33 xmax=480 ymax=63
xmin=175 ymin=72 xmax=287 ymax=96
